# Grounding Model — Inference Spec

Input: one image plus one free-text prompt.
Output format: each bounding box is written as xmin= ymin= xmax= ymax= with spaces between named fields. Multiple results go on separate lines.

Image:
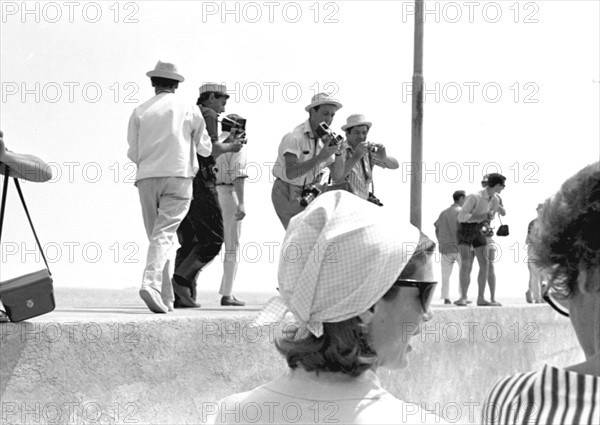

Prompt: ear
xmin=358 ymin=309 xmax=375 ymax=325
xmin=578 ymin=267 xmax=600 ymax=296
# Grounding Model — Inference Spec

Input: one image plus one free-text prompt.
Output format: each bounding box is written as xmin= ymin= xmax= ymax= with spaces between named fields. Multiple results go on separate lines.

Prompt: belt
xmin=216 ymin=183 xmax=233 ymax=186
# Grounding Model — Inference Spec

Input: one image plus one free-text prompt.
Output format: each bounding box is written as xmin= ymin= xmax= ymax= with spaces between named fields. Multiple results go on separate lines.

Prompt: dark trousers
xmin=174 ymin=186 xmax=224 ymax=296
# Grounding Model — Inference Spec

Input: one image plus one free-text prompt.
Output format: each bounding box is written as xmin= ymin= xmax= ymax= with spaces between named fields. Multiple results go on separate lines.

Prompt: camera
xmin=221 ymin=114 xmax=247 ymax=144
xmin=367 ymin=192 xmax=383 ymax=207
xmin=479 ymin=221 xmax=494 ymax=237
xmin=366 ymin=142 xmax=378 ymax=153
xmin=221 ymin=114 xmax=247 ymax=133
xmin=314 ymin=122 xmax=344 ymax=147
xmin=300 ymin=185 xmax=322 ymax=207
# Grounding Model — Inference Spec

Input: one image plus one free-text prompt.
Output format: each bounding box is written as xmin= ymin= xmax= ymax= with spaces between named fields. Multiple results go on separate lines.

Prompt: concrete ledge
xmin=0 ymin=292 xmax=582 ymax=425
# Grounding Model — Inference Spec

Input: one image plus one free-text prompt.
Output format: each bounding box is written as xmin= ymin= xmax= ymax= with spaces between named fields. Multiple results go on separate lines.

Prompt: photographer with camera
xmin=455 ymin=173 xmax=507 ymax=307
xmin=172 ymin=83 xmax=245 ymax=309
xmin=271 ymin=93 xmax=345 ymax=229
xmin=333 ymin=114 xmax=399 ymax=203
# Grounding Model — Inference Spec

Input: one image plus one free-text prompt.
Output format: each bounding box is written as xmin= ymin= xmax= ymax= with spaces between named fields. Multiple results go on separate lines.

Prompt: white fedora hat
xmin=146 ymin=61 xmax=185 ymax=82
xmin=341 ymin=114 xmax=372 ymax=132
xmin=199 ymin=83 xmax=230 ymax=99
xmin=304 ymin=92 xmax=343 ymax=112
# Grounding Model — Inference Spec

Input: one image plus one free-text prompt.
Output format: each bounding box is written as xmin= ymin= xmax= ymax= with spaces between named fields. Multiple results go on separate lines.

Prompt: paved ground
xmin=23 ymin=287 xmax=529 ymax=322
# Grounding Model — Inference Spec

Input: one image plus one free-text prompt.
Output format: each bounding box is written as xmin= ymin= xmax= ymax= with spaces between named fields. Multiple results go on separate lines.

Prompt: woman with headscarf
xmin=206 ymin=190 xmax=445 ymax=424
xmin=483 ymin=162 xmax=600 ymax=424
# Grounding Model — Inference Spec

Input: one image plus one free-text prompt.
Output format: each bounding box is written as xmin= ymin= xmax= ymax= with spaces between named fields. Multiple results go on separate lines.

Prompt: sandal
xmin=453 ymin=299 xmax=468 ymax=307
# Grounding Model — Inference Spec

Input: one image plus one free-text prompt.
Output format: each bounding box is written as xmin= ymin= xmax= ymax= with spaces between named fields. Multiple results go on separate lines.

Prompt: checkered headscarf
xmin=257 ymin=190 xmax=420 ymax=338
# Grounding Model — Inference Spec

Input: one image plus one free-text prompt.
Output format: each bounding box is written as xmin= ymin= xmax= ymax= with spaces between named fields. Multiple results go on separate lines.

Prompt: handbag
xmin=0 ymin=167 xmax=55 ymax=322
xmin=496 ymin=216 xmax=509 ymax=237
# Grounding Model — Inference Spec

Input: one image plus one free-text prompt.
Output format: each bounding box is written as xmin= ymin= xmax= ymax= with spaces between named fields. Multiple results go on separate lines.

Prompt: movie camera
xmin=314 ymin=122 xmax=344 ymax=147
xmin=220 ymin=115 xmax=247 ymax=143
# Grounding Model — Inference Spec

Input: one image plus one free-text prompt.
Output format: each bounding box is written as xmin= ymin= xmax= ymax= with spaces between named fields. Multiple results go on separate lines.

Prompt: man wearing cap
xmin=434 ymin=190 xmax=466 ymax=304
xmin=172 ymin=83 xmax=245 ymax=307
xmin=127 ymin=61 xmax=210 ymax=314
xmin=333 ymin=114 xmax=399 ymax=200
xmin=271 ymin=93 xmax=345 ymax=229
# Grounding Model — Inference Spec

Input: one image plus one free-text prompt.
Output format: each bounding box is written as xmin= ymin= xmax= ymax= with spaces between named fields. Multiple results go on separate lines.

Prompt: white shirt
xmin=215 ymin=141 xmax=248 ymax=185
xmin=206 ymin=368 xmax=447 ymax=424
xmin=457 ymin=189 xmax=500 ymax=223
xmin=272 ymin=120 xmax=335 ymax=186
xmin=127 ymin=92 xmax=211 ymax=182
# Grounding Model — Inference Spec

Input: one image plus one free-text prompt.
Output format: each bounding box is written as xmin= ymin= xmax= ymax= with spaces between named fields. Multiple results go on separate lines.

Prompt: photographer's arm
xmin=372 ymin=144 xmax=399 ymax=169
xmin=211 ymin=129 xmax=244 ymax=159
xmin=284 ymin=146 xmax=337 ymax=180
xmin=0 ymin=134 xmax=52 ymax=182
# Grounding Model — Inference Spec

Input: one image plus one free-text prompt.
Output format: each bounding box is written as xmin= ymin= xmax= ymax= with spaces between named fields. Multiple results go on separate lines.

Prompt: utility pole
xmin=410 ymin=0 xmax=424 ymax=229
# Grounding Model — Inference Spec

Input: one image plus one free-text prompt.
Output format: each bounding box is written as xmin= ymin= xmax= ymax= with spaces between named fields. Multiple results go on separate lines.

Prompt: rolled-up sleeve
xmin=192 ymin=108 xmax=212 ymax=158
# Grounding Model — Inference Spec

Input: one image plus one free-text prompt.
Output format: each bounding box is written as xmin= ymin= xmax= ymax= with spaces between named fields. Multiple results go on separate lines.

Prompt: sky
xmin=0 ymin=0 xmax=599 ymax=302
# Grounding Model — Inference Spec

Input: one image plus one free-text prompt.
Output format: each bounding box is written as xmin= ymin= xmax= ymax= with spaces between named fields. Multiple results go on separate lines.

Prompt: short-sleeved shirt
xmin=333 ymin=146 xmax=386 ymax=200
xmin=272 ymin=120 xmax=335 ymax=186
xmin=434 ymin=204 xmax=462 ymax=255
xmin=458 ymin=189 xmax=500 ymax=223
xmin=483 ymin=364 xmax=600 ymax=424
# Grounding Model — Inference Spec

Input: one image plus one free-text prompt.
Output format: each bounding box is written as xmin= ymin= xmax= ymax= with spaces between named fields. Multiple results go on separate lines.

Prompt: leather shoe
xmin=172 ymin=280 xmax=201 ymax=308
xmin=221 ymin=295 xmax=245 ymax=307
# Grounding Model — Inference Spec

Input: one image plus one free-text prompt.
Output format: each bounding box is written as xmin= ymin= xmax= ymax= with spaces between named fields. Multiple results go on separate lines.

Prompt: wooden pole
xmin=410 ymin=0 xmax=424 ymax=229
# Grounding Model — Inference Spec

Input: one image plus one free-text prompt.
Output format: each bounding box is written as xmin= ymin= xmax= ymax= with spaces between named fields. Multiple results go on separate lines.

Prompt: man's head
xmin=306 ymin=93 xmax=342 ymax=129
xmin=197 ymin=83 xmax=230 ymax=114
xmin=342 ymin=114 xmax=372 ymax=148
xmin=453 ymin=190 xmax=466 ymax=206
xmin=486 ymin=173 xmax=507 ymax=194
xmin=146 ymin=61 xmax=184 ymax=91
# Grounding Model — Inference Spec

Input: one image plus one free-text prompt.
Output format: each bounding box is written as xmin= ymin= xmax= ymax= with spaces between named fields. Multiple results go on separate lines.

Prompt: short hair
xmin=453 ymin=190 xmax=466 ymax=202
xmin=150 ymin=77 xmax=178 ymax=89
xmin=533 ymin=162 xmax=600 ymax=297
xmin=275 ymin=236 xmax=435 ymax=377
xmin=197 ymin=92 xmax=225 ymax=106
xmin=486 ymin=173 xmax=506 ymax=188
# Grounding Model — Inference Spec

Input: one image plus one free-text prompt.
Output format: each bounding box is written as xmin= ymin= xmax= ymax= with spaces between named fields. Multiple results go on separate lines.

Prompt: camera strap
xmin=0 ymin=168 xmax=52 ymax=273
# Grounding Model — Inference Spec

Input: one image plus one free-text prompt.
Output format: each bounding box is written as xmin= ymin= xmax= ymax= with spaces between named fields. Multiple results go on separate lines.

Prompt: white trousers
xmin=137 ymin=177 xmax=192 ymax=303
xmin=440 ymin=251 xmax=461 ymax=299
xmin=527 ymin=244 xmax=543 ymax=301
xmin=216 ymin=185 xmax=242 ymax=296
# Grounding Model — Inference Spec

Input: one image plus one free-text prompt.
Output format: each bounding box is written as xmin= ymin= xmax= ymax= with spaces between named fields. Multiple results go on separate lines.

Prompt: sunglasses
xmin=542 ymin=286 xmax=569 ymax=317
xmin=394 ymin=279 xmax=437 ymax=312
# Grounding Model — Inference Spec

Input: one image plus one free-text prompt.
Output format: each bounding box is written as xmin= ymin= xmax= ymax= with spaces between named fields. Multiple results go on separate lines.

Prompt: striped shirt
xmin=334 ymin=146 xmax=386 ymax=200
xmin=483 ymin=364 xmax=600 ymax=424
